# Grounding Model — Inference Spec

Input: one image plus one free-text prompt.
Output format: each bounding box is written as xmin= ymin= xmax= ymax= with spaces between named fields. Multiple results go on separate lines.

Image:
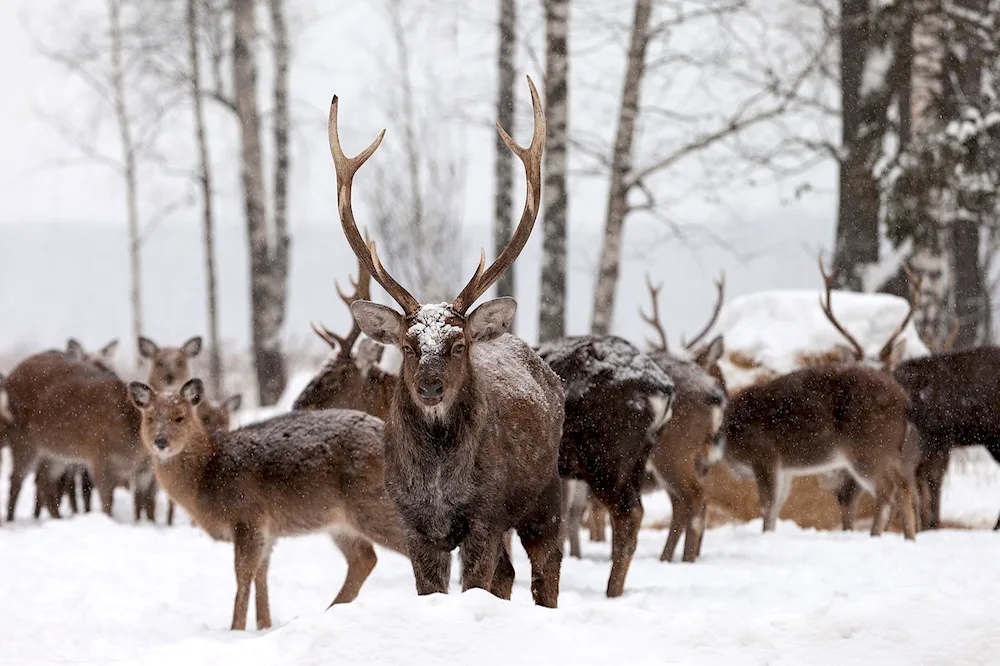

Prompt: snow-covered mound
xmin=712 ymin=290 xmax=930 ymax=392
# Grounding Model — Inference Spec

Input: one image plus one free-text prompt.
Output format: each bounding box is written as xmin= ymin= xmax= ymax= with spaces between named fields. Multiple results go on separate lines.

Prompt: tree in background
xmin=495 ymin=0 xmax=518 ymax=306
xmin=539 ymin=0 xmax=570 ymax=343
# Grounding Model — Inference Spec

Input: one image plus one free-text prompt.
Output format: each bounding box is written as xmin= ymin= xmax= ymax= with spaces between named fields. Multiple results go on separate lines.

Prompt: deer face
xmin=129 ymin=378 xmax=206 ymax=459
xmin=139 ymin=336 xmax=202 ymax=391
xmin=352 ymin=298 xmax=516 ymax=415
xmin=199 ymin=394 xmax=242 ymax=436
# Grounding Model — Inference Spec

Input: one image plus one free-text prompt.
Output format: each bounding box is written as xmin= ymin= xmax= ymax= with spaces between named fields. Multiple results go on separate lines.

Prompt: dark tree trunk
xmin=950 ymin=219 xmax=985 ymax=349
xmin=494 ymin=0 xmax=517 ymax=304
xmin=539 ymin=0 xmax=569 ymax=343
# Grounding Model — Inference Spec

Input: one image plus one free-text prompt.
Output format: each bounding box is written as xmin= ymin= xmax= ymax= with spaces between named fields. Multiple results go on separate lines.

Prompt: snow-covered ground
xmin=2 ymin=443 xmax=998 ymax=666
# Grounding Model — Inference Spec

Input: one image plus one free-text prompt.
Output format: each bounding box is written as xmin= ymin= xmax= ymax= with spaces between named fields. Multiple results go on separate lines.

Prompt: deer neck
xmin=394 ymin=375 xmax=481 ymax=452
xmin=151 ymin=429 xmax=217 ymax=508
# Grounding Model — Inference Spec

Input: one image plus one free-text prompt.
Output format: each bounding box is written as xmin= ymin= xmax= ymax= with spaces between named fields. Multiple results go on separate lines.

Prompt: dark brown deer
xmin=4 ymin=351 xmax=148 ymax=520
xmin=136 ymin=334 xmax=208 ymax=525
xmin=892 ymin=346 xmax=1000 ymax=530
xmin=330 ymin=76 xmax=565 ymax=607
xmin=538 ymin=336 xmax=675 ymax=596
xmin=569 ymin=275 xmax=725 ymax=561
xmin=128 ymin=378 xmax=409 ymax=630
xmin=293 ymin=246 xmax=397 ymax=416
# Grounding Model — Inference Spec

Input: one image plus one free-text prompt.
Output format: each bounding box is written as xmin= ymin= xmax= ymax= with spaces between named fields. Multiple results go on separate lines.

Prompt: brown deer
xmin=639 ymin=274 xmax=728 ymax=563
xmin=4 ymin=351 xmax=148 ymax=520
xmin=133 ymin=392 xmax=243 ymax=526
xmin=128 ymin=378 xmax=409 ymax=630
xmin=136 ymin=334 xmax=208 ymax=525
xmin=718 ymin=261 xmax=919 ymax=539
xmin=330 ymin=76 xmax=565 ymax=607
xmin=293 ymin=246 xmax=397 ymax=416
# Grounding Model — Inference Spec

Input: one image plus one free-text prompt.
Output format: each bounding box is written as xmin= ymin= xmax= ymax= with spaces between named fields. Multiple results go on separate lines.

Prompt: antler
xmin=328 ymin=96 xmax=420 ymax=315
xmin=683 ymin=274 xmax=725 ymax=350
xmin=817 ymin=255 xmax=866 ymax=361
xmin=452 ymin=76 xmax=546 ymax=314
xmin=639 ymin=273 xmax=669 ymax=352
xmin=312 ymin=234 xmax=374 ymax=359
xmin=877 ymin=263 xmax=923 ymax=360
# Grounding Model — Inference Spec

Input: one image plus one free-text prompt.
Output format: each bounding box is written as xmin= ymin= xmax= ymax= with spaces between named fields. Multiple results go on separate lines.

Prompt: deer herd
xmin=1 ymin=76 xmax=999 ymax=631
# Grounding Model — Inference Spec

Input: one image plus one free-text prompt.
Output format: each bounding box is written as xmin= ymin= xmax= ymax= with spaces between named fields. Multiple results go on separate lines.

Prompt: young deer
xmin=331 ymin=76 xmax=565 ymax=607
xmin=133 ymin=393 xmax=243 ymax=526
xmin=638 ymin=274 xmax=728 ymax=563
xmin=128 ymin=378 xmax=409 ymax=631
xmin=294 ymin=246 xmax=397 ymax=416
xmin=136 ymin=334 xmax=208 ymax=525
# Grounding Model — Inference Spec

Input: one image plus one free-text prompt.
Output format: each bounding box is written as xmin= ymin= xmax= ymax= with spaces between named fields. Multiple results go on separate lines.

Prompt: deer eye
xmin=451 ymin=342 xmax=466 ymax=356
xmin=174 ymin=416 xmax=185 ymax=424
xmin=402 ymin=345 xmax=416 ymax=356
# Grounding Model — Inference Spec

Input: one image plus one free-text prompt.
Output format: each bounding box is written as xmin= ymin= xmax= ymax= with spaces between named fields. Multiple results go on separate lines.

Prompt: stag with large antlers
xmin=293 ymin=240 xmax=397 ymax=417
xmin=328 ymin=76 xmax=565 ymax=606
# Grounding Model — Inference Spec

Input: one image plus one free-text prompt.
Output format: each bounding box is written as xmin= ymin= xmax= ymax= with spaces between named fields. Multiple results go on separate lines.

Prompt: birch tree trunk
xmin=267 ymin=0 xmax=291 ymax=321
xmin=233 ymin=0 xmax=286 ymax=405
xmin=590 ymin=0 xmax=651 ymax=335
xmin=539 ymin=0 xmax=569 ymax=342
xmin=494 ymin=0 xmax=517 ymax=303
xmin=108 ymin=0 xmax=143 ymax=366
xmin=188 ymin=0 xmax=223 ymax=395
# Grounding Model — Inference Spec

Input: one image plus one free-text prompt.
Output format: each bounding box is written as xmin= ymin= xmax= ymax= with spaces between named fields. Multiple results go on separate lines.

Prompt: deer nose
xmin=419 ymin=380 xmax=443 ymax=400
xmin=164 ymin=373 xmax=175 ymax=385
xmin=153 ymin=435 xmax=169 ymax=450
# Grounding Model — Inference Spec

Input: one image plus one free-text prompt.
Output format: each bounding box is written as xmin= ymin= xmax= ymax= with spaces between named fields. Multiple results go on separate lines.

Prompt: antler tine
xmin=328 ymin=96 xmax=420 ymax=315
xmin=684 ymin=273 xmax=726 ymax=350
xmin=879 ymin=262 xmax=923 ymax=358
xmin=816 ymin=254 xmax=865 ymax=361
xmin=639 ymin=273 xmax=669 ymax=352
xmin=310 ymin=321 xmax=345 ymax=352
xmin=453 ymin=75 xmax=546 ymax=314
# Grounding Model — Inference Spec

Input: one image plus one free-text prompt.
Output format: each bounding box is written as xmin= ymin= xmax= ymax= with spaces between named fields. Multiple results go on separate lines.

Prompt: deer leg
xmin=994 ymin=512 xmax=1000 ymax=531
xmin=253 ymin=546 xmax=274 ymax=629
xmin=90 ymin=466 xmax=116 ymax=517
xmin=6 ymin=441 xmax=36 ymax=522
xmin=33 ymin=459 xmax=51 ymax=520
xmin=459 ymin=527 xmax=502 ymax=594
xmin=516 ymin=475 xmax=563 ymax=608
xmin=661 ymin=490 xmax=687 ymax=563
xmin=81 ymin=469 xmax=93 ymax=513
xmin=46 ymin=472 xmax=64 ymax=519
xmin=561 ymin=480 xmax=587 ymax=558
xmin=167 ymin=500 xmax=176 ymax=526
xmin=406 ymin=534 xmax=451 ymax=596
xmin=231 ymin=523 xmax=267 ymax=631
xmin=693 ymin=504 xmax=709 ymax=558
xmin=587 ymin=500 xmax=608 ymax=542
xmin=835 ymin=476 xmax=862 ymax=531
xmin=606 ymin=500 xmax=643 ymax=598
xmin=329 ymin=533 xmax=379 ymax=606
xmin=754 ymin=463 xmax=783 ymax=532
xmin=490 ymin=542 xmax=516 ymax=601
xmin=64 ymin=470 xmax=79 ymax=515
xmin=682 ymin=487 xmax=706 ymax=563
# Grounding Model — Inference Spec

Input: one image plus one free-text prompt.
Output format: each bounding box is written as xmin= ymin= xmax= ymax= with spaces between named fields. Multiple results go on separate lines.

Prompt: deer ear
xmin=182 ymin=336 xmax=203 ymax=357
xmin=831 ymin=344 xmax=860 ymax=364
xmin=223 ymin=394 xmax=242 ymax=412
xmin=138 ymin=337 xmax=158 ymax=359
xmin=468 ymin=297 xmax=517 ymax=343
xmin=66 ymin=339 xmax=86 ymax=361
xmin=128 ymin=382 xmax=155 ymax=409
xmin=885 ymin=338 xmax=907 ymax=370
xmin=351 ymin=301 xmax=403 ymax=346
xmin=693 ymin=335 xmax=724 ymax=369
xmin=100 ymin=339 xmax=119 ymax=359
xmin=180 ymin=378 xmax=204 ymax=406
